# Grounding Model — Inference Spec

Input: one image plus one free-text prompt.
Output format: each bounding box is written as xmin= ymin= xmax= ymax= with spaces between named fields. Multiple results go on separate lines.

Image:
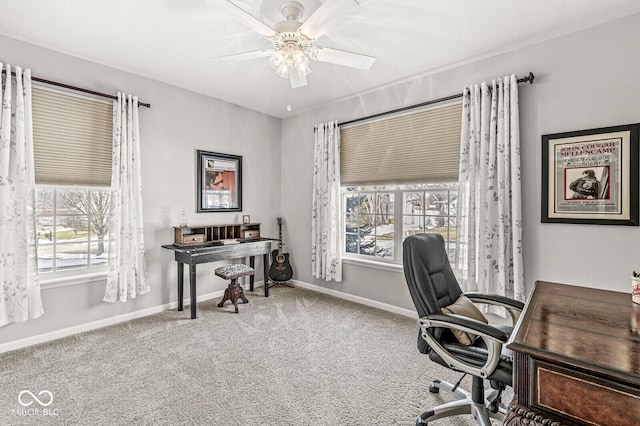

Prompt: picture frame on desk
xmin=196 ymin=150 xmax=242 ymax=213
xmin=541 ymin=123 xmax=639 ymax=226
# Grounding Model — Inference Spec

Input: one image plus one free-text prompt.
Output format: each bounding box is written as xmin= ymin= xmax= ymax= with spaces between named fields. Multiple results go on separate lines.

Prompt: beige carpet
xmin=0 ymin=286 xmax=508 ymax=425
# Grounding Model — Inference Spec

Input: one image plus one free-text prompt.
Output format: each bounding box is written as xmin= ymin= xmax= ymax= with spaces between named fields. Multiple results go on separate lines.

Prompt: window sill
xmin=39 ymin=270 xmax=107 ymax=289
xmin=342 ymin=256 xmax=404 ymax=273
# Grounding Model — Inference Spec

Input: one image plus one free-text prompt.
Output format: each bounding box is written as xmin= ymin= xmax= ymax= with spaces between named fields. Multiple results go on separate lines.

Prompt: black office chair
xmin=402 ymin=234 xmax=524 ymax=426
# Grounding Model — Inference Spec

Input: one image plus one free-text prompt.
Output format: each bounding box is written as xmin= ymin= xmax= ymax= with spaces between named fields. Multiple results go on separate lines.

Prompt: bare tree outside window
xmin=60 ymin=190 xmax=111 ymax=256
xmin=35 ymin=187 xmax=111 ymax=273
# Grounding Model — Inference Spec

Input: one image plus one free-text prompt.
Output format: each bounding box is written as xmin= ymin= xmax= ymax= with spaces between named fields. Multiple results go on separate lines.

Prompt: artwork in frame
xmin=541 ymin=123 xmax=639 ymax=226
xmin=196 ymin=150 xmax=242 ymax=212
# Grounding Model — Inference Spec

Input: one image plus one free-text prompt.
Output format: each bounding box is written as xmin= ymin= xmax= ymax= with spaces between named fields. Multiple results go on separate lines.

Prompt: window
xmin=343 ymin=183 xmax=458 ymax=262
xmin=340 ymin=101 xmax=462 ymax=263
xmin=31 ymin=85 xmax=114 ymax=276
xmin=35 ymin=187 xmax=111 ymax=273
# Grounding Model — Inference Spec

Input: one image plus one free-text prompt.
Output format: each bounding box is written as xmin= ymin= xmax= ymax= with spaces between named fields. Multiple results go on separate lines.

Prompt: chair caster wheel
xmin=428 ymin=383 xmax=439 ymax=393
xmin=416 ymin=411 xmax=433 ymax=425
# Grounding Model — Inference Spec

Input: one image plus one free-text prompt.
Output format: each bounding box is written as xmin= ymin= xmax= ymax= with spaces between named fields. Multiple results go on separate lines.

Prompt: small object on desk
xmin=221 ymin=239 xmax=240 ymax=245
xmin=632 ymin=273 xmax=640 ymax=304
xmin=632 ymin=304 xmax=640 ymax=336
xmin=179 ymin=209 xmax=188 ymax=228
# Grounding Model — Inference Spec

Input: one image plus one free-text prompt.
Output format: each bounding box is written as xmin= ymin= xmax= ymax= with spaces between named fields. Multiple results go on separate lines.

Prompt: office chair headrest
xmin=404 ymin=233 xmax=449 ymax=273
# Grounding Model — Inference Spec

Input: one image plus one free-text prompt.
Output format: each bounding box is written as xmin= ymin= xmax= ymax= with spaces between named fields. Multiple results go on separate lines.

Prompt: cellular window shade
xmin=340 ymin=102 xmax=462 ymax=185
xmin=31 ymin=86 xmax=113 ymax=186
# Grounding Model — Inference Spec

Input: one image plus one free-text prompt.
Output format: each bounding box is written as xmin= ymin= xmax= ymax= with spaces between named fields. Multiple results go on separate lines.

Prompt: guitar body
xmin=268 ymin=249 xmax=293 ymax=282
xmin=268 ymin=217 xmax=293 ymax=282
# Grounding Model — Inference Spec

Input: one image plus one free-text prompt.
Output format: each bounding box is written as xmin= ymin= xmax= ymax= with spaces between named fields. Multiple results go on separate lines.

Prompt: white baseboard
xmin=291 ymin=280 xmax=418 ymax=319
xmin=0 ymin=281 xmax=265 ymax=354
xmin=0 ymin=279 xmax=417 ymax=354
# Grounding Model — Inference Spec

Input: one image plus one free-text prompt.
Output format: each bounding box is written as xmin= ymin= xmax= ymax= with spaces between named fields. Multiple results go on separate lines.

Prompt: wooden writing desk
xmin=162 ymin=238 xmax=273 ymax=319
xmin=505 ymin=281 xmax=640 ymax=425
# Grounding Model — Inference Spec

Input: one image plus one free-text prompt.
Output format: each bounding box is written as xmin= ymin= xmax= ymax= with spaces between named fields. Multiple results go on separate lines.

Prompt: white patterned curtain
xmin=104 ymin=92 xmax=149 ymax=302
xmin=0 ymin=64 xmax=44 ymax=326
xmin=455 ymin=74 xmax=524 ymax=304
xmin=311 ymin=120 xmax=342 ymax=282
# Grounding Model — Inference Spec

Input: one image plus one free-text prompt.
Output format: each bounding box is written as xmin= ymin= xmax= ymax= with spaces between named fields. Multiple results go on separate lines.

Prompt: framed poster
xmin=196 ymin=150 xmax=242 ymax=212
xmin=541 ymin=123 xmax=639 ymax=225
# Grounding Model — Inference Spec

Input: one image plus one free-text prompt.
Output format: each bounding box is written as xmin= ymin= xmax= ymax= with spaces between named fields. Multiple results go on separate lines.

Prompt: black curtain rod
xmin=339 ymin=72 xmax=534 ymax=127
xmin=1 ymin=69 xmax=151 ymax=108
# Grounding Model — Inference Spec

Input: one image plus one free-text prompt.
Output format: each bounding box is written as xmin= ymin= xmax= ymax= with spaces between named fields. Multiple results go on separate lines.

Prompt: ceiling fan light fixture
xmin=270 ymin=42 xmax=312 ymax=80
xmin=269 ymin=50 xmax=286 ymax=69
xmin=275 ymin=61 xmax=290 ymax=78
xmin=221 ymin=0 xmax=376 ymax=88
xmin=294 ymin=54 xmax=311 ymax=77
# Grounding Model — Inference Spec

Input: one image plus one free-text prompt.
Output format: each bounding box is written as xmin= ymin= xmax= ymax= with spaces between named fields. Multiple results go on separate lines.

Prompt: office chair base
xmin=416 ymin=379 xmax=505 ymax=426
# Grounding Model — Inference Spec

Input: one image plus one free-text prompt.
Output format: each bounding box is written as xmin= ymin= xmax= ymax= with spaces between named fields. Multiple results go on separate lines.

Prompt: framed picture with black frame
xmin=196 ymin=150 xmax=242 ymax=212
xmin=541 ymin=123 xmax=639 ymax=226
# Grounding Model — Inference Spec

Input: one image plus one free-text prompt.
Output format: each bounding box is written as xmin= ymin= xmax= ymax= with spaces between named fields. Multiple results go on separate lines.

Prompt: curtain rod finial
xmin=527 ymin=72 xmax=535 ymax=84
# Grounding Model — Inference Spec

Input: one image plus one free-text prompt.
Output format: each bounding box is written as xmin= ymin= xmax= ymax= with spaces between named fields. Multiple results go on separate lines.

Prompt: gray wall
xmin=0 ymin=36 xmax=282 ymax=346
xmin=281 ymin=13 xmax=640 ymax=312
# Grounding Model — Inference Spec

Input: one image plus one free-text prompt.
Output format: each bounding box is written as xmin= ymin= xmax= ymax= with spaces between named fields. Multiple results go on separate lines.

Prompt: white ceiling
xmin=1 ymin=0 xmax=640 ymax=119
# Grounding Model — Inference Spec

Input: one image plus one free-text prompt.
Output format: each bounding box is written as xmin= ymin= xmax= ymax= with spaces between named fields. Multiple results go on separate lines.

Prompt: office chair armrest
xmin=465 ymin=293 xmax=524 ymax=324
xmin=427 ymin=313 xmax=509 ymax=342
xmin=418 ymin=314 xmax=507 ymax=379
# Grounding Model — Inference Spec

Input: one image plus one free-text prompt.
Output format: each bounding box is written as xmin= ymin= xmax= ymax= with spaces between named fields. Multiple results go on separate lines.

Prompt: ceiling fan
xmin=219 ymin=0 xmax=376 ymax=88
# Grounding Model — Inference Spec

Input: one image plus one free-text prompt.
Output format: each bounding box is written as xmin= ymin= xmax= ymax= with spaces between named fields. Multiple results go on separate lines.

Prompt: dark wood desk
xmin=505 ymin=281 xmax=640 ymax=426
xmin=162 ymin=238 xmax=274 ymax=319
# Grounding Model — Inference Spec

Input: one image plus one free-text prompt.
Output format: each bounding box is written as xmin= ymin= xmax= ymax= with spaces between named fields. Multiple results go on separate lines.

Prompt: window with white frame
xmin=35 ymin=187 xmax=111 ymax=273
xmin=31 ymin=86 xmax=114 ymax=276
xmin=343 ymin=183 xmax=458 ymax=262
xmin=340 ymin=101 xmax=462 ymax=263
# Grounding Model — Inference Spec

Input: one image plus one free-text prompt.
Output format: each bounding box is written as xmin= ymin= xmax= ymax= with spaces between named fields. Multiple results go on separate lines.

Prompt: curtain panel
xmin=455 ymin=74 xmax=525 ymax=304
xmin=104 ymin=92 xmax=149 ymax=302
xmin=0 ymin=64 xmax=44 ymax=326
xmin=311 ymin=120 xmax=342 ymax=282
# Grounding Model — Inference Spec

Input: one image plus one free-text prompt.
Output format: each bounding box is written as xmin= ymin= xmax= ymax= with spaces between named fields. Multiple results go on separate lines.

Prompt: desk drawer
xmin=533 ymin=360 xmax=640 ymax=426
xmin=181 ymin=234 xmax=205 ymax=244
xmin=242 ymin=230 xmax=260 ymax=239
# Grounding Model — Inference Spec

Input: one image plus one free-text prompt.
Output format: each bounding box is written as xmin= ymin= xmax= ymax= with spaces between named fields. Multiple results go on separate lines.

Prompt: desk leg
xmin=249 ymin=256 xmax=255 ymax=292
xmin=189 ymin=264 xmax=197 ymax=319
xmin=177 ymin=262 xmax=184 ymax=311
xmin=263 ymin=253 xmax=269 ymax=297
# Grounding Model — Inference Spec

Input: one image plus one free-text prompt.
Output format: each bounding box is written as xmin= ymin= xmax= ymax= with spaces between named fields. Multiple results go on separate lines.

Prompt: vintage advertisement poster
xmin=203 ymin=158 xmax=238 ymax=209
xmin=196 ymin=150 xmax=243 ymax=212
xmin=546 ymin=130 xmax=630 ymax=221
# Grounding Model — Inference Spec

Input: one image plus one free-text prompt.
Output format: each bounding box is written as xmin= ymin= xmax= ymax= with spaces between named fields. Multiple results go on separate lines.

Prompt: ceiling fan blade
xmin=310 ymin=47 xmax=376 ymax=70
xmin=297 ymin=0 xmax=359 ymax=40
xmin=224 ymin=0 xmax=278 ymax=38
xmin=212 ymin=50 xmax=274 ymax=62
xmin=289 ymin=72 xmax=308 ymax=89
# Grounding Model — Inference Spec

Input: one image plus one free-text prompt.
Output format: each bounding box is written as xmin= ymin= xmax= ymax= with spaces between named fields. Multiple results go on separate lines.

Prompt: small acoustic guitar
xmin=268 ymin=217 xmax=293 ymax=283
